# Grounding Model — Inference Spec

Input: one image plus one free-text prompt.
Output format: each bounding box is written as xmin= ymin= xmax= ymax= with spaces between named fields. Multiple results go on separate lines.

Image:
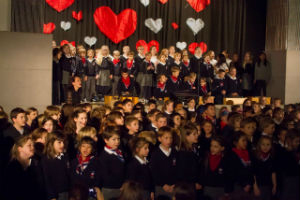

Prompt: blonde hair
xmin=138 ymin=131 xmax=157 ymax=145
xmin=11 ymin=135 xmax=32 ymax=161
xmin=76 ymin=126 xmax=97 ymax=142
xmin=44 ymin=105 xmax=60 ymax=117
xmin=31 ymin=128 xmax=48 ymax=142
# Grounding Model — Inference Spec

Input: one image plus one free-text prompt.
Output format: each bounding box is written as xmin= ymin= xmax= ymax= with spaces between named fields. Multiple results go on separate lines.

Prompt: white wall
xmin=0 ymin=0 xmax=10 ymax=31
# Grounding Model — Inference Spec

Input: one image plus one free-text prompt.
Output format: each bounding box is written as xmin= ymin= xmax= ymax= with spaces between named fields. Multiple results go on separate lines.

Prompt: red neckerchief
xmin=105 ymin=145 xmax=123 ymax=158
xmin=157 ymin=81 xmax=165 ymax=90
xmin=183 ymin=61 xmax=189 ymax=66
xmin=232 ymin=148 xmax=250 ymax=166
xmin=209 ymin=153 xmax=222 ymax=171
xmin=126 ymin=60 xmax=133 ymax=69
xmin=188 ymin=81 xmax=195 ymax=89
xmin=201 ymin=85 xmax=207 ymax=93
xmin=171 ymin=75 xmax=178 ymax=83
xmin=220 ymin=121 xmax=227 ymax=130
xmin=260 ymin=152 xmax=270 ymax=161
xmin=122 ymin=76 xmax=131 ymax=89
xmin=81 ymin=57 xmax=86 ymax=64
xmin=113 ymin=59 xmax=120 ymax=65
xmin=76 ymin=154 xmax=93 ymax=175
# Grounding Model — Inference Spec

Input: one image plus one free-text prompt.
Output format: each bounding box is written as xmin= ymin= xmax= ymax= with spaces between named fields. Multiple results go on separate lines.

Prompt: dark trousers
xmin=52 ymin=81 xmax=61 ymax=105
xmin=62 ymin=84 xmax=70 ymax=103
xmin=254 ymin=80 xmax=267 ymax=96
xmin=85 ymin=76 xmax=96 ymax=101
xmin=97 ymin=86 xmax=111 ymax=96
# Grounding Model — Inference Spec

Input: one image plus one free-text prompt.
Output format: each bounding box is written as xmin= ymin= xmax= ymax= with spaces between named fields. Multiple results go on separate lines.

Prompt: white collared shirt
xmin=138 ymin=54 xmax=145 ymax=59
xmin=194 ymin=55 xmax=202 ymax=59
xmin=104 ymin=146 xmax=119 ymax=156
xmin=135 ymin=155 xmax=148 ymax=165
xmin=56 ymin=153 xmax=64 ymax=160
xmin=159 ymin=144 xmax=171 ymax=157
xmin=151 ymin=123 xmax=158 ymax=132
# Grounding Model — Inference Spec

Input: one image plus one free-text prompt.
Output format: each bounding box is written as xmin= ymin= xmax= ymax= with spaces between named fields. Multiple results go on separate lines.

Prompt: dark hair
xmin=217 ymin=53 xmax=227 ymax=66
xmin=240 ymin=117 xmax=257 ymax=128
xmin=211 ymin=135 xmax=226 ymax=147
xmin=10 ymin=107 xmax=25 ymax=121
xmin=129 ymin=137 xmax=149 ymax=155
xmin=53 ymin=48 xmax=62 ymax=57
xmin=148 ymin=99 xmax=157 ymax=106
xmin=102 ymin=126 xmax=120 ymax=140
xmin=257 ymin=51 xmax=268 ymax=66
xmin=243 ymin=106 xmax=254 ymax=114
xmin=78 ymin=136 xmax=96 ymax=155
xmin=68 ymin=183 xmax=89 ymax=200
xmin=71 ymin=75 xmax=81 ymax=83
xmin=119 ymin=181 xmax=144 ymax=200
xmin=232 ymin=131 xmax=247 ymax=147
xmin=122 ymin=99 xmax=132 ymax=106
xmin=204 ymin=103 xmax=215 ymax=111
xmin=173 ymin=182 xmax=196 ymax=200
xmin=121 ymin=67 xmax=129 ymax=74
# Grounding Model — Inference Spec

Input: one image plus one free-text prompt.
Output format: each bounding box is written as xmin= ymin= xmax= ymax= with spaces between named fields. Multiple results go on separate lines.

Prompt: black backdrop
xmin=11 ymin=0 xmax=266 ymax=56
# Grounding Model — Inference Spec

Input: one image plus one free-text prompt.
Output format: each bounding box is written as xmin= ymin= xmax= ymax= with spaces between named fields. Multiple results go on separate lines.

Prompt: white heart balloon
xmin=84 ymin=36 xmax=97 ymax=47
xmin=145 ymin=18 xmax=163 ymax=34
xmin=140 ymin=0 xmax=150 ymax=7
xmin=60 ymin=21 xmax=71 ymax=31
xmin=186 ymin=18 xmax=204 ymax=35
xmin=176 ymin=42 xmax=187 ymax=50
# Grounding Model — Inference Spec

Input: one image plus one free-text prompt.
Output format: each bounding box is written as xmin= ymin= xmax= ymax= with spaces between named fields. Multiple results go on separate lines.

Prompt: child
xmin=156 ymin=54 xmax=168 ymax=76
xmin=200 ymin=54 xmax=214 ymax=81
xmin=240 ymin=117 xmax=257 ymax=152
xmin=44 ymin=105 xmax=61 ymax=125
xmin=225 ymin=66 xmax=241 ymax=97
xmin=166 ymin=66 xmax=182 ymax=98
xmin=222 ymin=113 xmax=243 ymax=145
xmin=96 ymin=45 xmax=114 ymax=98
xmin=153 ymin=74 xmax=168 ymax=100
xmin=199 ymin=77 xmax=211 ymax=96
xmin=150 ymin=126 xmax=178 ymax=198
xmin=252 ymin=136 xmax=277 ymax=200
xmin=190 ymin=47 xmax=203 ymax=75
xmin=199 ymin=120 xmax=215 ymax=156
xmin=147 ymin=99 xmax=157 ymax=113
xmin=182 ymin=72 xmax=197 ymax=94
xmin=42 ymin=117 xmax=55 ymax=133
xmin=122 ymin=51 xmax=136 ymax=78
xmin=163 ymin=100 xmax=174 ymax=123
xmin=134 ymin=46 xmax=145 ymax=78
xmin=122 ymin=99 xmax=134 ymax=115
xmin=25 ymin=107 xmax=38 ymax=131
xmin=120 ymin=45 xmax=130 ymax=63
xmin=99 ymin=126 xmax=125 ymax=200
xmin=200 ymin=136 xmax=228 ymax=200
xmin=84 ymin=49 xmax=98 ymax=101
xmin=126 ymin=137 xmax=154 ymax=199
xmin=76 ymin=126 xmax=98 ymax=143
xmin=212 ymin=69 xmax=226 ymax=104
xmin=70 ymin=137 xmax=102 ymax=200
xmin=145 ymin=109 xmax=161 ymax=132
xmin=227 ymin=132 xmax=254 ymax=194
xmin=180 ymin=54 xmax=191 ymax=80
xmin=111 ymin=50 xmax=122 ymax=96
xmin=31 ymin=127 xmax=48 ymax=157
xmin=259 ymin=117 xmax=275 ymax=139
xmin=117 ymin=68 xmax=135 ymax=96
xmin=122 ymin=116 xmax=140 ymax=160
xmin=167 ymin=46 xmax=176 ymax=66
xmin=42 ymin=131 xmax=69 ymax=200
xmin=173 ymin=52 xmax=182 ymax=69
xmin=136 ymin=52 xmax=155 ymax=99
xmin=155 ymin=113 xmax=168 ymax=130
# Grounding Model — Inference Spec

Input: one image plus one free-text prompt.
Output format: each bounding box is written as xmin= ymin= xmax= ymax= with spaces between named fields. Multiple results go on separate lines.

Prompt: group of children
xmin=0 ymin=96 xmax=299 ymax=200
xmin=52 ymin=42 xmax=271 ymax=105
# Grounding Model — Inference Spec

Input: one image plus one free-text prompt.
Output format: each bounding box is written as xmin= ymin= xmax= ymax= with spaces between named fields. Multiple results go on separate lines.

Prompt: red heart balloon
xmin=72 ymin=11 xmax=83 ymax=21
xmin=46 ymin=0 xmax=74 ymax=12
xmin=158 ymin=0 xmax=168 ymax=4
xmin=186 ymin=0 xmax=211 ymax=12
xmin=43 ymin=22 xmax=56 ymax=34
xmin=171 ymin=22 xmax=179 ymax=30
xmin=60 ymin=40 xmax=75 ymax=47
xmin=188 ymin=42 xmax=207 ymax=55
xmin=94 ymin=6 xmax=137 ymax=44
xmin=136 ymin=40 xmax=160 ymax=54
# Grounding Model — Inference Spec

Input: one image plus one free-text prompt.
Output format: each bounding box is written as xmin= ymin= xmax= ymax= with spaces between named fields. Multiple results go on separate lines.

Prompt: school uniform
xmin=117 ymin=76 xmax=135 ymax=96
xmin=252 ymin=154 xmax=276 ymax=200
xmin=153 ymin=82 xmax=168 ymax=99
xmin=240 ymin=62 xmax=254 ymax=96
xmin=166 ymin=76 xmax=182 ymax=99
xmin=150 ymin=145 xmax=178 ymax=198
xmin=98 ymin=146 xmax=125 ymax=200
xmin=60 ymin=54 xmax=73 ymax=102
xmin=198 ymin=134 xmax=214 ymax=157
xmin=180 ymin=61 xmax=191 ymax=80
xmin=127 ymin=155 xmax=153 ymax=198
xmin=190 ymin=55 xmax=203 ymax=75
xmin=134 ymin=54 xmax=145 ymax=75
xmin=225 ymin=74 xmax=242 ymax=97
xmin=84 ymin=58 xmax=98 ymax=101
xmin=70 ymin=155 xmax=100 ymax=199
xmin=182 ymin=80 xmax=197 ymax=94
xmin=136 ymin=60 xmax=155 ymax=99
xmin=96 ymin=57 xmax=114 ymax=96
xmin=120 ymin=54 xmax=128 ymax=64
xmin=52 ymin=59 xmax=62 ymax=105
xmin=111 ymin=59 xmax=122 ymax=96
xmin=212 ymin=76 xmax=226 ymax=104
xmin=156 ymin=62 xmax=168 ymax=76
xmin=199 ymin=83 xmax=211 ymax=96
xmin=145 ymin=123 xmax=158 ymax=133
xmin=200 ymin=153 xmax=229 ymax=200
xmin=120 ymin=132 xmax=136 ymax=162
xmin=41 ymin=153 xmax=70 ymax=200
xmin=200 ymin=62 xmax=215 ymax=80
xmin=167 ymin=55 xmax=175 ymax=67
xmin=66 ymin=85 xmax=82 ymax=105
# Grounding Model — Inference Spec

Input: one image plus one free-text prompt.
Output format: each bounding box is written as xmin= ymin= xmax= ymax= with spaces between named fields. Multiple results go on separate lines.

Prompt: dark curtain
xmin=11 ymin=0 xmax=264 ymax=56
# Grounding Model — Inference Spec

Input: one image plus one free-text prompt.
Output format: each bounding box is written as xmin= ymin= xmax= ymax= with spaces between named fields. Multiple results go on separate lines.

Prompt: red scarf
xmin=171 ymin=75 xmax=178 ymax=83
xmin=183 ymin=61 xmax=189 ymax=66
xmin=126 ymin=60 xmax=133 ymax=69
xmin=122 ymin=76 xmax=131 ymax=89
xmin=260 ymin=152 xmax=270 ymax=161
xmin=220 ymin=121 xmax=227 ymax=130
xmin=81 ymin=57 xmax=86 ymax=64
xmin=105 ymin=145 xmax=124 ymax=162
xmin=113 ymin=59 xmax=120 ymax=65
xmin=209 ymin=154 xmax=222 ymax=171
xmin=189 ymin=81 xmax=195 ymax=89
xmin=157 ymin=81 xmax=165 ymax=90
xmin=201 ymin=85 xmax=207 ymax=93
xmin=232 ymin=148 xmax=250 ymax=166
xmin=76 ymin=154 xmax=93 ymax=175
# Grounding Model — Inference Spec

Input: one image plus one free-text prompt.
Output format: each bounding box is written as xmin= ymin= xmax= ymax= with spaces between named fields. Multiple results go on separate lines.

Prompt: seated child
xmin=117 ymin=68 xmax=135 ymax=96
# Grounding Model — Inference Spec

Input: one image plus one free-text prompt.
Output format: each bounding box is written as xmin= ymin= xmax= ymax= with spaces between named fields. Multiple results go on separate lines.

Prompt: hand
xmin=221 ymin=90 xmax=226 ymax=95
xmin=232 ymin=92 xmax=239 ymax=97
xmin=130 ymin=75 xmax=134 ymax=78
xmin=207 ymin=92 xmax=212 ymax=96
xmin=253 ymin=185 xmax=260 ymax=196
xmin=95 ymin=75 xmax=99 ymax=79
xmin=84 ymin=76 xmax=88 ymax=81
xmin=244 ymin=184 xmax=251 ymax=193
xmin=162 ymin=184 xmax=171 ymax=193
xmin=109 ymin=75 xmax=113 ymax=79
xmin=150 ymin=192 xmax=154 ymax=200
xmin=195 ymin=183 xmax=202 ymax=190
xmin=272 ymin=185 xmax=277 ymax=195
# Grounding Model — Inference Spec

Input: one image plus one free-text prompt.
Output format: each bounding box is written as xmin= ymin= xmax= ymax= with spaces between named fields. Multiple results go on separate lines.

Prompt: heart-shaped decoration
xmin=188 ymin=42 xmax=208 ymax=54
xmin=136 ymin=40 xmax=160 ymax=54
xmin=171 ymin=22 xmax=179 ymax=30
xmin=84 ymin=36 xmax=97 ymax=47
xmin=46 ymin=0 xmax=74 ymax=12
xmin=60 ymin=21 xmax=71 ymax=31
xmin=94 ymin=6 xmax=137 ymax=44
xmin=43 ymin=22 xmax=56 ymax=34
xmin=187 ymin=0 xmax=211 ymax=13
xmin=60 ymin=40 xmax=75 ymax=47
xmin=186 ymin=18 xmax=204 ymax=35
xmin=72 ymin=11 xmax=83 ymax=21
xmin=176 ymin=42 xmax=187 ymax=50
xmin=158 ymin=0 xmax=168 ymax=4
xmin=139 ymin=0 xmax=150 ymax=7
xmin=145 ymin=18 xmax=163 ymax=34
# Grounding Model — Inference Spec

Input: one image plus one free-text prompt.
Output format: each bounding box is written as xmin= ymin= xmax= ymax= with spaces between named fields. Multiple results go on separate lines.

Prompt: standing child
xmin=117 ymin=68 xmax=135 ymax=96
xmin=173 ymin=52 xmax=182 ymax=69
xmin=84 ymin=49 xmax=98 ymax=102
xmin=70 ymin=137 xmax=102 ymax=200
xmin=122 ymin=51 xmax=136 ymax=79
xmin=182 ymin=72 xmax=197 ymax=94
xmin=252 ymin=136 xmax=277 ymax=200
xmin=99 ymin=126 xmax=125 ymax=200
xmin=150 ymin=126 xmax=178 ymax=198
xmin=134 ymin=46 xmax=145 ymax=79
xmin=180 ymin=54 xmax=191 ymax=80
xmin=127 ymin=137 xmax=154 ymax=200
xmin=111 ymin=50 xmax=122 ymax=96
xmin=122 ymin=116 xmax=140 ymax=160
xmin=25 ymin=107 xmax=38 ymax=131
xmin=212 ymin=69 xmax=226 ymax=104
xmin=199 ymin=77 xmax=211 ymax=96
xmin=240 ymin=117 xmax=257 ymax=152
xmin=225 ymin=66 xmax=241 ymax=97
xmin=199 ymin=120 xmax=215 ymax=156
xmin=167 ymin=46 xmax=176 ymax=67
xmin=120 ymin=45 xmax=130 ymax=63
xmin=200 ymin=54 xmax=214 ymax=82
xmin=156 ymin=54 xmax=168 ymax=76
xmin=42 ymin=131 xmax=69 ymax=200
xmin=166 ymin=66 xmax=182 ymax=99
xmin=153 ymin=74 xmax=169 ymax=100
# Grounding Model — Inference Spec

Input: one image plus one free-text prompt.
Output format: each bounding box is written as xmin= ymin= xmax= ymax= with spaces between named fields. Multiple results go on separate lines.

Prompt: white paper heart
xmin=60 ymin=21 xmax=71 ymax=31
xmin=145 ymin=18 xmax=163 ymax=34
xmin=84 ymin=36 xmax=97 ymax=47
xmin=140 ymin=0 xmax=149 ymax=7
xmin=186 ymin=18 xmax=204 ymax=35
xmin=176 ymin=42 xmax=187 ymax=50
